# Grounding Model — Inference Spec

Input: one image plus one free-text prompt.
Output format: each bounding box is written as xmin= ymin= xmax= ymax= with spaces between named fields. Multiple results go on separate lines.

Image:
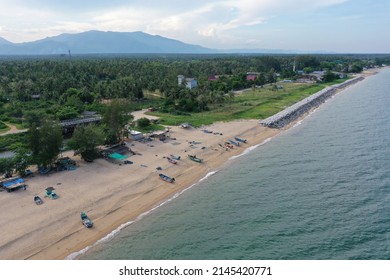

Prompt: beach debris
xmin=34 ymin=195 xmax=43 ymax=205
xmin=140 ymin=164 xmax=148 ymax=168
xmin=202 ymin=129 xmax=213 ymax=134
xmin=159 ymin=173 xmax=175 ymax=183
xmin=123 ymin=160 xmax=133 ymax=164
xmin=81 ymin=212 xmax=93 ymax=228
xmin=188 ymin=154 xmax=203 ymax=163
xmin=156 ymin=167 xmax=162 ymax=170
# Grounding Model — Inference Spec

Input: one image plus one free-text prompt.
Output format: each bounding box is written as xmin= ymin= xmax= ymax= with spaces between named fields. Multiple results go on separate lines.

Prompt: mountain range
xmin=0 ymin=31 xmax=215 ymax=55
xmin=0 ymin=30 xmax=307 ymax=55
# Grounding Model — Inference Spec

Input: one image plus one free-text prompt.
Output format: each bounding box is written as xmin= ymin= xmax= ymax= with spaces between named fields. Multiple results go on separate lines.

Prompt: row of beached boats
xmin=160 ymin=137 xmax=247 ymax=184
xmin=218 ymin=137 xmax=247 ymax=150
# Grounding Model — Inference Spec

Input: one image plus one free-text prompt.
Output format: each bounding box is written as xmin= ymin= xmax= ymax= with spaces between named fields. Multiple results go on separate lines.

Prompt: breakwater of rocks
xmin=260 ymin=77 xmax=365 ymax=128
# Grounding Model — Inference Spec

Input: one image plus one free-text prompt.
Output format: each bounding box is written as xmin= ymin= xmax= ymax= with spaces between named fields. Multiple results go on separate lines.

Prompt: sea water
xmin=79 ymin=69 xmax=390 ymax=260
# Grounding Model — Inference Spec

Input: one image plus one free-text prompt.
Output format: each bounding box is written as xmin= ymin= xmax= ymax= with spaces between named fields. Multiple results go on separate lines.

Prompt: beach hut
xmin=0 ymin=177 xmax=27 ymax=192
xmin=129 ymin=130 xmax=144 ymax=141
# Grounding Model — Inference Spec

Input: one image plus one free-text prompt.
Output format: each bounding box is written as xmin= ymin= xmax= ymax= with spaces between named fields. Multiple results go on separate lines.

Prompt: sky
xmin=0 ymin=0 xmax=388 ymax=53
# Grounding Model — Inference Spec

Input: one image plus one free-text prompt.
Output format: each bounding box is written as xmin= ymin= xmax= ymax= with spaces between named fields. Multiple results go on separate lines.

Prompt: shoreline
xmin=0 ymin=69 xmax=379 ymax=260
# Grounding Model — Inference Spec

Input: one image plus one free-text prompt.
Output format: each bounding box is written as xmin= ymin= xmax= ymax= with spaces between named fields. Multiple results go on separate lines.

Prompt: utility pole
xmin=68 ymin=50 xmax=72 ymax=70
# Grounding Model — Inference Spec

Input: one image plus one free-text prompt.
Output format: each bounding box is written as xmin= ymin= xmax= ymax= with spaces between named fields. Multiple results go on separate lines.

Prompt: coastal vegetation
xmin=0 ymin=54 xmax=389 ymax=175
xmin=67 ymin=124 xmax=105 ymax=162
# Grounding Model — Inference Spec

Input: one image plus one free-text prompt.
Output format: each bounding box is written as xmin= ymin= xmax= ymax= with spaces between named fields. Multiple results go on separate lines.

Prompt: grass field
xmin=149 ymin=79 xmax=348 ymax=127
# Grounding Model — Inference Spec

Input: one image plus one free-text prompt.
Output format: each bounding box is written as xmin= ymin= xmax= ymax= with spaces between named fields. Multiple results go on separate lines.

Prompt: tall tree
xmin=0 ymin=158 xmax=14 ymax=178
xmin=12 ymin=148 xmax=32 ymax=176
xmin=103 ymin=99 xmax=133 ymax=144
xmin=28 ymin=119 xmax=63 ymax=168
xmin=67 ymin=124 xmax=105 ymax=162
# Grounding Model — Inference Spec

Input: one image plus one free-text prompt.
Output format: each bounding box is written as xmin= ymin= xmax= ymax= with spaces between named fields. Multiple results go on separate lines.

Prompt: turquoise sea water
xmin=79 ymin=69 xmax=390 ymax=260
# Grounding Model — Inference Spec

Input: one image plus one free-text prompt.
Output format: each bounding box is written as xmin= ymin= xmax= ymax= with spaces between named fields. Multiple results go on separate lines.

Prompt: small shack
xmin=100 ymin=143 xmax=135 ymax=164
xmin=129 ymin=130 xmax=144 ymax=141
xmin=0 ymin=177 xmax=27 ymax=192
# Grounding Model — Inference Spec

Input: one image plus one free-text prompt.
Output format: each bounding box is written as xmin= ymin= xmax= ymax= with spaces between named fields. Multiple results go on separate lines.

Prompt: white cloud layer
xmin=0 ymin=0 xmax=389 ymax=52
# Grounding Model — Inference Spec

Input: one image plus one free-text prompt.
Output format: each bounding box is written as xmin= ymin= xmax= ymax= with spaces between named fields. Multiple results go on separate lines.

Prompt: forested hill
xmin=0 ymin=31 xmax=214 ymax=55
xmin=0 ymin=37 xmax=12 ymax=45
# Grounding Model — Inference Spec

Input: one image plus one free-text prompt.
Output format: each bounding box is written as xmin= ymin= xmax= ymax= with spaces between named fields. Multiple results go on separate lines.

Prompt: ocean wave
xmin=292 ymin=107 xmax=321 ymax=128
xmin=229 ymin=137 xmax=272 ymax=160
xmin=66 ymin=170 xmax=219 ymax=260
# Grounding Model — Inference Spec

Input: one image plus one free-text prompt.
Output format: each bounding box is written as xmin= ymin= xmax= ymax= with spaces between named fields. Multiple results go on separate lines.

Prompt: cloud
xmin=0 ymin=0 xmax=350 ymax=46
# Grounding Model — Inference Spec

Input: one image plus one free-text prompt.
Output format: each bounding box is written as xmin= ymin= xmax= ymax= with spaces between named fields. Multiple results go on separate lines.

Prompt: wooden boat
xmin=45 ymin=187 xmax=58 ymax=199
xmin=170 ymin=155 xmax=181 ymax=160
xmin=167 ymin=157 xmax=177 ymax=164
xmin=234 ymin=136 xmax=247 ymax=143
xmin=188 ymin=155 xmax=203 ymax=163
xmin=159 ymin=173 xmax=175 ymax=183
xmin=34 ymin=195 xmax=43 ymax=205
xmin=224 ymin=142 xmax=234 ymax=149
xmin=81 ymin=212 xmax=93 ymax=228
xmin=228 ymin=139 xmax=240 ymax=146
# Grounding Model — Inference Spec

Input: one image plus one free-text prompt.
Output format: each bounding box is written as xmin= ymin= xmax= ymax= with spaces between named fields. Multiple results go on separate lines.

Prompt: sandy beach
xmin=0 ymin=70 xmax=378 ymax=260
xmin=0 ymin=118 xmax=280 ymax=259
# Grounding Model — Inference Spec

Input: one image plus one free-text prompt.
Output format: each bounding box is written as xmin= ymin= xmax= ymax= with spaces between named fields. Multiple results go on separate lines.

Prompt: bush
xmin=0 ymin=121 xmax=8 ymax=130
xmin=137 ymin=117 xmax=151 ymax=128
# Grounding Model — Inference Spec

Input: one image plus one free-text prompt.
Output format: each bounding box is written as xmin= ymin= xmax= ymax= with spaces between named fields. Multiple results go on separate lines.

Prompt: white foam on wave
xmin=292 ymin=106 xmax=321 ymax=128
xmin=199 ymin=170 xmax=218 ymax=182
xmin=292 ymin=120 xmax=303 ymax=128
xmin=229 ymin=137 xmax=272 ymax=161
xmin=66 ymin=170 xmax=219 ymax=260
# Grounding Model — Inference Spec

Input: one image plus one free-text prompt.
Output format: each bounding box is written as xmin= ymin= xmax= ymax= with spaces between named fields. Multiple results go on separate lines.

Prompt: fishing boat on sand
xmin=170 ymin=155 xmax=181 ymax=160
xmin=167 ymin=157 xmax=177 ymax=164
xmin=45 ymin=187 xmax=58 ymax=199
xmin=224 ymin=142 xmax=234 ymax=149
xmin=81 ymin=212 xmax=93 ymax=228
xmin=228 ymin=139 xmax=240 ymax=146
xmin=34 ymin=195 xmax=43 ymax=205
xmin=188 ymin=155 xmax=203 ymax=163
xmin=159 ymin=173 xmax=175 ymax=183
xmin=234 ymin=136 xmax=247 ymax=143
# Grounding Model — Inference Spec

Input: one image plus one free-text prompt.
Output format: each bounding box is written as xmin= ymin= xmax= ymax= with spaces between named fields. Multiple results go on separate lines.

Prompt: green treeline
xmin=1 ymin=54 xmax=388 ymax=124
xmin=0 ymin=53 xmax=389 ymax=177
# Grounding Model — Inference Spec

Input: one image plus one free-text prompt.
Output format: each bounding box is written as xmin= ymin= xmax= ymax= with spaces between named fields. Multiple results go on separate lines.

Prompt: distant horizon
xmin=0 ymin=0 xmax=389 ymax=53
xmin=0 ymin=30 xmax=389 ymax=55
